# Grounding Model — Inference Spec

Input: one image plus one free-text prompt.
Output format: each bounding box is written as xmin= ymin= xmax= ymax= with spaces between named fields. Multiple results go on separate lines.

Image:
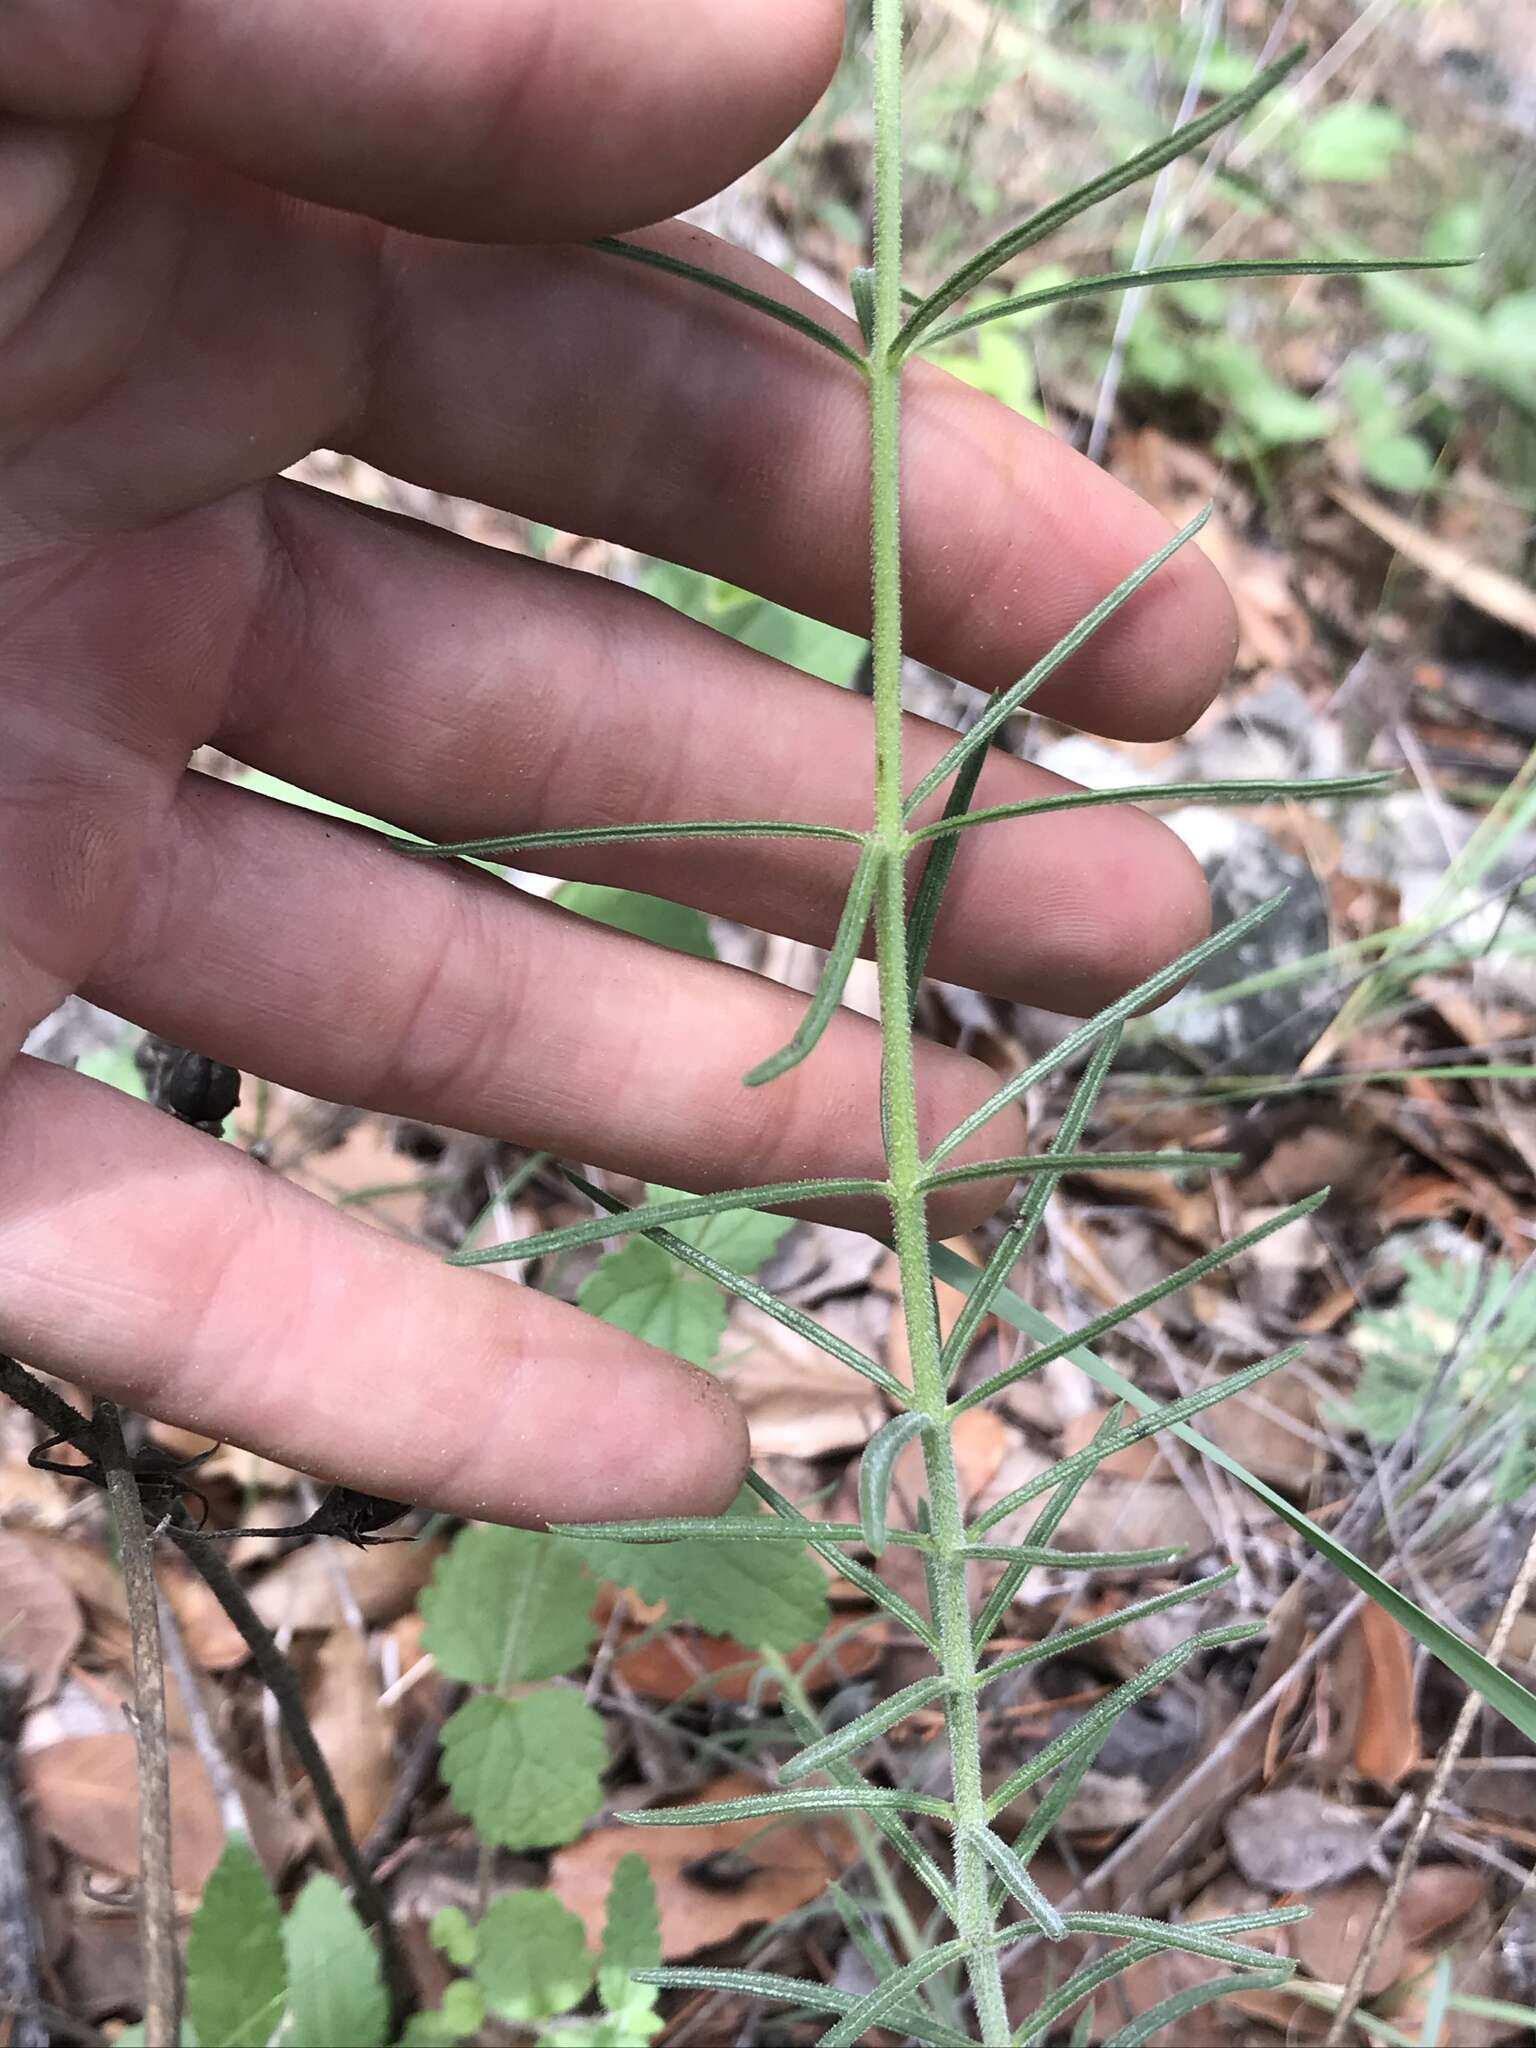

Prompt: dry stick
xmin=163 ymin=1519 xmax=413 ymax=2027
xmin=0 ymin=1670 xmax=47 ymax=2048
xmin=1322 ymin=1521 xmax=1536 ymax=2047
xmin=95 ymin=1399 xmax=181 ymax=2046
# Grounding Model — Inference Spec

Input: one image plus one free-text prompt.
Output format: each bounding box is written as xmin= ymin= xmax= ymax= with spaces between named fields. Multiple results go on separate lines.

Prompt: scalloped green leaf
xmin=474 ymin=1890 xmax=594 ymax=2022
xmin=440 ymin=1690 xmax=607 ymax=1848
xmin=282 ymin=1873 xmax=388 ymax=2048
xmin=419 ymin=1524 xmax=595 ymax=1687
xmin=185 ymin=1837 xmax=286 ymax=2048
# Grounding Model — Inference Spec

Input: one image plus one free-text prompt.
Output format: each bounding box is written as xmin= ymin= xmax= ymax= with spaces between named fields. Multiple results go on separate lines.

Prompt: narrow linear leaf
xmin=744 ymin=841 xmax=881 ymax=1086
xmin=451 ymin=1173 xmax=883 ymax=1266
xmin=591 ymin=235 xmax=867 ymax=368
xmin=824 ymin=1882 xmax=966 ymax=2045
xmin=904 ymin=509 xmax=1212 ymax=824
xmin=971 ymin=1348 xmax=1301 ymax=1533
xmin=819 ymin=1937 xmax=974 ymax=2048
xmin=966 ymin=1825 xmax=1067 ymax=1939
xmin=859 ymin=1410 xmax=931 ymax=1553
xmin=922 ymin=1147 xmax=1238 ymax=1193
xmin=746 ymin=1468 xmax=941 ymax=1653
xmin=978 ymin=1566 xmax=1240 ymax=1690
xmin=934 ymin=1243 xmax=1536 ymax=1743
xmin=1011 ymin=1941 xmax=1162 ymax=2048
xmin=632 ymin=1969 xmax=859 ymax=2020
xmin=896 ymin=46 xmax=1306 ymax=347
xmin=400 ymin=817 xmax=863 ymax=861
xmin=1100 ymin=1970 xmax=1295 ymax=2047
xmin=955 ymin=1192 xmax=1326 ymax=1412
xmin=564 ymin=1169 xmax=907 ymax=1401
xmin=921 ymin=257 xmax=1466 ymax=347
xmin=946 ymin=1028 xmax=1122 ymax=1384
xmin=910 ymin=769 xmax=1398 ymax=843
xmin=1067 ymin=1906 xmax=1304 ymax=1969
xmin=551 ymin=1513 xmax=928 ymax=1548
xmin=987 ymin=1624 xmax=1262 ymax=1816
xmin=621 ymin=1787 xmax=955 ymax=1826
xmin=850 ymin=265 xmax=878 ymax=350
xmin=960 ymin=1540 xmax=1184 ymax=1568
xmin=906 ymin=743 xmax=989 ymax=1003
xmin=779 ymin=1673 xmax=950 ymax=1781
xmin=972 ymin=1403 xmax=1120 ymax=1652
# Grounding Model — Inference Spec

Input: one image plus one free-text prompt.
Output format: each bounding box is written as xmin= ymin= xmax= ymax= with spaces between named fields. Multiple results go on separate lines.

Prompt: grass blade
xmin=450 ymin=1173 xmax=884 ymax=1266
xmin=926 ymin=891 xmax=1288 ymax=1169
xmin=779 ymin=1674 xmax=950 ymax=1781
xmin=955 ymin=1193 xmax=1326 ymax=1413
xmin=909 ymin=770 xmax=1397 ymax=843
xmin=903 ymin=510 xmax=1212 ymax=823
xmin=896 ymin=47 xmax=1306 ymax=348
xmin=562 ymin=1169 xmax=908 ymax=1402
xmin=591 ymin=235 xmax=867 ymax=369
xmin=920 ymin=256 xmax=1466 ymax=347
xmin=745 ymin=841 xmax=881 ymax=1086
xmin=859 ymin=1411 xmax=930 ymax=1554
xmin=932 ymin=1244 xmax=1536 ymax=1742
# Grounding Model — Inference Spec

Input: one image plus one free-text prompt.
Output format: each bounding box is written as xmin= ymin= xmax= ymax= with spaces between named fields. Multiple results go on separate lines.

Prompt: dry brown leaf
xmin=1225 ymin=1785 xmax=1375 ymax=1892
xmin=7 ymin=1527 xmax=246 ymax=1671
xmin=248 ymin=1534 xmax=445 ymax=1633
xmin=1353 ymin=1603 xmax=1421 ymax=1785
xmin=613 ymin=1620 xmax=884 ymax=1706
xmin=723 ymin=1306 xmax=883 ymax=1458
xmin=0 ymin=1529 xmax=82 ymax=1705
xmin=550 ymin=1771 xmax=855 ymax=1958
xmin=1396 ymin=1861 xmax=1485 ymax=1945
xmin=301 ymin=1626 xmax=394 ymax=1842
xmin=24 ymin=1735 xmax=303 ymax=1890
xmin=1198 ymin=1368 xmax=1320 ymax=1494
xmin=1294 ymin=1873 xmax=1405 ymax=1998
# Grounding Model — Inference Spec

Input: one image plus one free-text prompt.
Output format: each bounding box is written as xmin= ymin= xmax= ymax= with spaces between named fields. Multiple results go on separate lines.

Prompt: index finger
xmin=5 ymin=0 xmax=842 ymax=240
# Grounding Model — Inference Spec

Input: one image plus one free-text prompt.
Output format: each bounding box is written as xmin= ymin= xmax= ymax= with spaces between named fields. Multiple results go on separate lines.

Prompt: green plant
xmin=404 ymin=1857 xmax=664 ymax=2046
xmin=1343 ymin=1248 xmax=1536 ymax=1504
xmin=403 ymin=29 xmax=1536 ymax=2045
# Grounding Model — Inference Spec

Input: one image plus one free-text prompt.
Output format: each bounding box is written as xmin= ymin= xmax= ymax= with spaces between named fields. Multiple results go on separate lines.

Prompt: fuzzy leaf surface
xmin=282 ymin=1873 xmax=388 ymax=2048
xmin=474 ymin=1890 xmax=594 ymax=2021
xmin=439 ymin=1690 xmax=606 ymax=1848
xmin=419 ymin=1524 xmax=595 ymax=1686
xmin=185 ymin=1837 xmax=287 ymax=2048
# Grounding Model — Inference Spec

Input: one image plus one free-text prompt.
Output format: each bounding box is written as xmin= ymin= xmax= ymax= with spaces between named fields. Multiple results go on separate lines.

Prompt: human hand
xmin=0 ymin=0 xmax=1232 ymax=1527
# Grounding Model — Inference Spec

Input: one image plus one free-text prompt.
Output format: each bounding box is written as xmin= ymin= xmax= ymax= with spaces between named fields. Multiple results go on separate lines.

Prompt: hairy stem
xmin=95 ymin=1401 xmax=181 ymax=2045
xmin=868 ymin=4 xmax=1008 ymax=2037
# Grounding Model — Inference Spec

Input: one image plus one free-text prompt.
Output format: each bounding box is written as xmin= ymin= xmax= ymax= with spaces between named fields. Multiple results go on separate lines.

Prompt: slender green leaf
xmin=920 ymin=258 xmax=1465 ymax=347
xmin=551 ymin=1513 xmax=929 ymax=1548
xmin=1011 ymin=1941 xmax=1162 ymax=2047
xmin=946 ymin=1027 xmax=1122 ymax=1383
xmin=934 ymin=1243 xmax=1536 ymax=1743
xmin=401 ymin=818 xmax=862 ymax=861
xmin=960 ymin=1540 xmax=1184 ymax=1568
xmin=955 ymin=1192 xmax=1326 ymax=1412
xmin=966 ymin=1826 xmax=1067 ymax=1939
xmin=419 ymin=1524 xmax=595 ymax=1686
xmin=590 ymin=235 xmax=867 ymax=369
xmin=906 ymin=744 xmax=988 ymax=1003
xmin=744 ymin=842 xmax=881 ymax=1085
xmin=1068 ymin=1905 xmax=1305 ymax=1963
xmin=282 ymin=1873 xmax=388 ymax=2048
xmin=564 ymin=1169 xmax=906 ymax=1400
xmin=779 ymin=1674 xmax=950 ymax=1781
xmin=633 ymin=1968 xmax=859 ymax=2017
xmin=451 ymin=1174 xmax=883 ymax=1266
xmin=987 ymin=1624 xmax=1263 ymax=1816
xmin=1100 ymin=1969 xmax=1294 ymax=2047
xmin=859 ymin=1410 xmax=930 ymax=1553
xmin=971 ymin=1349 xmax=1301 ymax=1533
xmin=910 ymin=769 xmax=1397 ymax=842
xmin=972 ymin=1404 xmax=1121 ymax=1652
xmin=621 ymin=1787 xmax=955 ymax=1826
xmin=978 ymin=1567 xmax=1239 ymax=1689
xmin=746 ymin=1468 xmax=940 ymax=1653
xmin=185 ymin=1837 xmax=287 ymax=2048
xmin=576 ymin=1487 xmax=829 ymax=1650
xmin=922 ymin=1147 xmax=1238 ymax=1193
xmin=929 ymin=891 xmax=1285 ymax=1170
xmin=819 ymin=1937 xmax=973 ymax=2048
xmin=850 ymin=266 xmax=878 ymax=350
xmin=896 ymin=47 xmax=1306 ymax=347
xmin=903 ymin=510 xmax=1213 ymax=823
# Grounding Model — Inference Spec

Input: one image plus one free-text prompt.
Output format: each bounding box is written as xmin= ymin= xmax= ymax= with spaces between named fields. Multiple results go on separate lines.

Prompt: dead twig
xmin=1323 ymin=1519 xmax=1536 ymax=2046
xmin=95 ymin=1398 xmax=181 ymax=2045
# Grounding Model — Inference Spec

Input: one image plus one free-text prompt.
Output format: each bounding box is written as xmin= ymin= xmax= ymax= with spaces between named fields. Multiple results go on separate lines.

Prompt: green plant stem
xmin=867 ymin=5 xmax=1009 ymax=2038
